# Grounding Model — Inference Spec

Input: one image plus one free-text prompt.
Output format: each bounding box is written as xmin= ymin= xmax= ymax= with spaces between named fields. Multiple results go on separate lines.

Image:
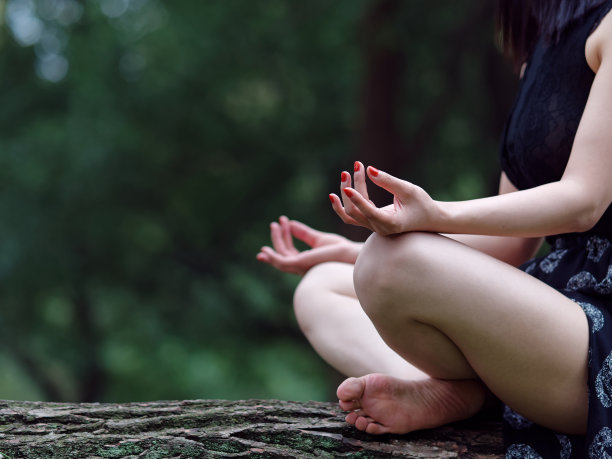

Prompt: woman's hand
xmin=329 ymin=162 xmax=440 ymax=236
xmin=256 ymin=216 xmax=361 ymax=276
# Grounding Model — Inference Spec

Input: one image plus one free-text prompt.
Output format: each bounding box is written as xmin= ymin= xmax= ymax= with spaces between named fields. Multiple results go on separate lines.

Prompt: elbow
xmin=572 ymin=201 xmax=605 ymax=233
xmin=560 ymin=178 xmax=609 ymax=233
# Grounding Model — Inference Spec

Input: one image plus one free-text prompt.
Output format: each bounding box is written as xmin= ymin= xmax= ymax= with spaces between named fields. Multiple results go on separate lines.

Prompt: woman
xmin=257 ymin=0 xmax=612 ymax=456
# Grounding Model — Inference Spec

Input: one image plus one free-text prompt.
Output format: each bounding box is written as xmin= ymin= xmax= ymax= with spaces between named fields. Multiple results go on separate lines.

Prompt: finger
xmin=261 ymin=247 xmax=312 ymax=274
xmin=270 ymin=222 xmax=290 ymax=255
xmin=329 ymin=193 xmax=367 ymax=227
xmin=266 ymin=245 xmax=343 ymax=273
xmin=260 ymin=247 xmax=302 ymax=275
xmin=279 ymin=216 xmax=298 ymax=254
xmin=343 ymin=188 xmax=398 ymax=234
xmin=341 ymin=188 xmax=385 ymax=222
xmin=289 ymin=245 xmax=345 ymax=268
xmin=259 ymin=246 xmax=279 ymax=264
xmin=257 ymin=247 xmax=279 ymax=269
xmin=367 ymin=166 xmax=414 ymax=198
xmin=340 ymin=170 xmax=356 ymax=213
xmin=257 ymin=250 xmax=293 ymax=273
xmin=353 ymin=161 xmax=369 ymax=201
xmin=339 ymin=194 xmax=371 ymax=227
xmin=264 ymin=229 xmax=353 ymax=274
xmin=288 ymin=220 xmax=322 ymax=247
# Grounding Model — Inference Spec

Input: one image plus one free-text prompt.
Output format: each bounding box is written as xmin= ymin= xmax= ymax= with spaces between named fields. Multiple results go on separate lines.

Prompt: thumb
xmin=367 ymin=166 xmax=412 ymax=197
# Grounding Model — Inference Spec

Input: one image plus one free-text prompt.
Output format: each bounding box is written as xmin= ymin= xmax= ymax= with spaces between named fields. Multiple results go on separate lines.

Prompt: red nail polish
xmin=341 ymin=171 xmax=350 ymax=182
xmin=354 ymin=162 xmax=360 ymax=172
xmin=329 ymin=194 xmax=334 ymax=203
xmin=368 ymin=166 xmax=379 ymax=177
xmin=343 ymin=188 xmax=354 ymax=198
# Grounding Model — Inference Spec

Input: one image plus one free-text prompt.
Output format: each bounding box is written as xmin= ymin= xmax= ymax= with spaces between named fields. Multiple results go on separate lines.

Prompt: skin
xmin=257 ymin=7 xmax=612 ymax=437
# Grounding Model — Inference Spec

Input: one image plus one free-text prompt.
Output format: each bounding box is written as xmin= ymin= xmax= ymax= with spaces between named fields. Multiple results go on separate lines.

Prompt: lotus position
xmin=258 ymin=0 xmax=612 ymax=456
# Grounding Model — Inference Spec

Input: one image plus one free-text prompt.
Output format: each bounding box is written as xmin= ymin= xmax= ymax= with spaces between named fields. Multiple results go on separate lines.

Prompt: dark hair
xmin=497 ymin=0 xmax=608 ymax=68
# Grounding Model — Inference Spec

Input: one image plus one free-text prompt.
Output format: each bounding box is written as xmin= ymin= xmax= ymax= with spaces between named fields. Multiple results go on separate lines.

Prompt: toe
xmin=337 ymin=377 xmax=366 ymax=401
xmin=365 ymin=422 xmax=389 ymax=435
xmin=345 ymin=411 xmax=358 ymax=425
xmin=355 ymin=415 xmax=370 ymax=431
xmin=339 ymin=399 xmax=360 ymax=411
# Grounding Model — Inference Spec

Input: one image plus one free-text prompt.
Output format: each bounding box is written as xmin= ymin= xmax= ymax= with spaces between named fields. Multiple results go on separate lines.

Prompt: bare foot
xmin=336 ymin=373 xmax=486 ymax=434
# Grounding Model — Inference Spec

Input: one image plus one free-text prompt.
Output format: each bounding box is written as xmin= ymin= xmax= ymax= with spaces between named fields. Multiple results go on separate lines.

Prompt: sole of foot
xmin=336 ymin=373 xmax=486 ymax=434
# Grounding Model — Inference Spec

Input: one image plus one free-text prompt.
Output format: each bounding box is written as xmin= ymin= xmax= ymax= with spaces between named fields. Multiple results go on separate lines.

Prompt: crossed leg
xmin=338 ymin=232 xmax=589 ymax=435
xmin=294 ymin=261 xmax=428 ymax=380
xmin=293 ymin=258 xmax=489 ymax=432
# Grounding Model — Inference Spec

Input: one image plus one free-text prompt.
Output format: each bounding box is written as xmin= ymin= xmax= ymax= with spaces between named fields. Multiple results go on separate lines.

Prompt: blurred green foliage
xmin=0 ymin=0 xmax=514 ymax=403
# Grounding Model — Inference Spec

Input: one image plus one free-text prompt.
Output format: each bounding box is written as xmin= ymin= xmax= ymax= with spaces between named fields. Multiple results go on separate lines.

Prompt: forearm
xmin=344 ymin=241 xmax=364 ymax=264
xmin=443 ymin=233 xmax=543 ymax=267
xmin=436 ymin=179 xmax=601 ymax=238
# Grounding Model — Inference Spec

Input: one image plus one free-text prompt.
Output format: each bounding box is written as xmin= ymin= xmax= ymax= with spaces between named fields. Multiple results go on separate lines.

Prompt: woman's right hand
xmin=256 ymin=216 xmax=361 ymax=276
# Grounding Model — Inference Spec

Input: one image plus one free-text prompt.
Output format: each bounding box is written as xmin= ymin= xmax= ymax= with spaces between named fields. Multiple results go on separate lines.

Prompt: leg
xmin=339 ymin=232 xmax=588 ymax=435
xmin=294 ymin=262 xmax=427 ymax=380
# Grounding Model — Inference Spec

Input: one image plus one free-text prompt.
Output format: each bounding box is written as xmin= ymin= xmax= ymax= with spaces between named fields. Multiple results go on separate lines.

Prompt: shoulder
xmin=586 ymin=5 xmax=612 ymax=73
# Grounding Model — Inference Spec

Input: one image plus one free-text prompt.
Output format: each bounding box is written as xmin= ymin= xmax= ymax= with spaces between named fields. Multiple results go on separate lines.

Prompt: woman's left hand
xmin=257 ymin=216 xmax=361 ymax=275
xmin=329 ymin=162 xmax=440 ymax=236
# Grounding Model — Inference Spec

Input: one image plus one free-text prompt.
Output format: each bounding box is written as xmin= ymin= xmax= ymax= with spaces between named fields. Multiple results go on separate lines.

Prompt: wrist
xmin=426 ymin=200 xmax=451 ymax=233
xmin=343 ymin=241 xmax=363 ymax=264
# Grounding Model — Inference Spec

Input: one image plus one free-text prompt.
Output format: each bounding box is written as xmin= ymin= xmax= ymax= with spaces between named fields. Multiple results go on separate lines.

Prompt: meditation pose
xmin=257 ymin=0 xmax=612 ymax=456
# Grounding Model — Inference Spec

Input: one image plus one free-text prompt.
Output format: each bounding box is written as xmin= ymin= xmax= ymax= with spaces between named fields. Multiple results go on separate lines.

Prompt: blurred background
xmin=0 ymin=0 xmax=517 ymax=403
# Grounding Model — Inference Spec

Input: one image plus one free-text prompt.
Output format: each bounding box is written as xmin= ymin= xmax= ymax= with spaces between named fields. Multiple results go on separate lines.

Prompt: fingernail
xmin=341 ymin=171 xmax=350 ymax=182
xmin=343 ymin=188 xmax=354 ymax=198
xmin=329 ymin=194 xmax=334 ymax=203
xmin=368 ymin=166 xmax=379 ymax=177
xmin=354 ymin=161 xmax=360 ymax=172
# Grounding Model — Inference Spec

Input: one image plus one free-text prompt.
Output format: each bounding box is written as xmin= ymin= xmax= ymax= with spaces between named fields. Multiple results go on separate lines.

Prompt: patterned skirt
xmin=504 ymin=234 xmax=612 ymax=458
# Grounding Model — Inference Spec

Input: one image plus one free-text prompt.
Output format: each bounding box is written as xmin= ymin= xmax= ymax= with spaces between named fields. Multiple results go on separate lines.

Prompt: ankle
xmin=428 ymin=379 xmax=487 ymax=420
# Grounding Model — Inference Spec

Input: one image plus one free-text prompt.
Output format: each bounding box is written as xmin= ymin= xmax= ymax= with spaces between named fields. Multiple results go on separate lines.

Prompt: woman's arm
xmin=441 ymin=26 xmax=612 ymax=237
xmin=443 ymin=173 xmax=543 ymax=266
xmin=334 ymin=163 xmax=542 ymax=266
xmin=439 ymin=13 xmax=612 ymax=261
xmin=332 ymin=36 xmax=612 ymax=239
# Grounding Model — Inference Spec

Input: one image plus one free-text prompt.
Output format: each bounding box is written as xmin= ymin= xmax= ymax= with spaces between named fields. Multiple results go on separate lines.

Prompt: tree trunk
xmin=0 ymin=399 xmax=502 ymax=458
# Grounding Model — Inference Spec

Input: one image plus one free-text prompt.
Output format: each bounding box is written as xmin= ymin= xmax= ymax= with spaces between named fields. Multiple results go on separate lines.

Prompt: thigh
xmin=357 ymin=232 xmax=589 ymax=434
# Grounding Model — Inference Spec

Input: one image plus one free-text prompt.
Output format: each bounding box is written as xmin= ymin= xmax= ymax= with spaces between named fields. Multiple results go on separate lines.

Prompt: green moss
xmin=136 ymin=449 xmax=170 ymax=459
xmin=348 ymin=452 xmax=401 ymax=458
xmin=239 ymin=431 xmax=348 ymax=454
xmin=199 ymin=439 xmax=249 ymax=454
xmin=97 ymin=442 xmax=144 ymax=458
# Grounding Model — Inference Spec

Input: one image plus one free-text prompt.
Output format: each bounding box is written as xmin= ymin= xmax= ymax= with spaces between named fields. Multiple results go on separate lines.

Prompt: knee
xmin=293 ymin=262 xmax=344 ymax=333
xmin=353 ymin=232 xmax=437 ymax=319
xmin=294 ymin=262 xmax=339 ymax=306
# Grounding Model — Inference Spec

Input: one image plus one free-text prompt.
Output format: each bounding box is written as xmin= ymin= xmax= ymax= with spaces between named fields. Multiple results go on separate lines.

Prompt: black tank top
xmin=499 ymin=0 xmax=612 ymax=238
